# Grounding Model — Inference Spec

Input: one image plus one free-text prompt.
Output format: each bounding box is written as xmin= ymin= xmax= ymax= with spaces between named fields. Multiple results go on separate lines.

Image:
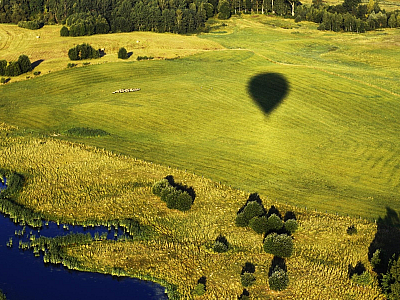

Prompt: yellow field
xmin=0 ymin=24 xmax=223 ymax=82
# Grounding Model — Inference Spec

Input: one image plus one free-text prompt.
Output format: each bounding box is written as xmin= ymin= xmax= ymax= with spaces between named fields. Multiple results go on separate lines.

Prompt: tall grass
xmin=0 ymin=127 xmax=384 ymax=299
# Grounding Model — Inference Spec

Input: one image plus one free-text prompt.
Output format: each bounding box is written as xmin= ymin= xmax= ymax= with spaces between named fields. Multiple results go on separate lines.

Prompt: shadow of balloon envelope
xmin=247 ymin=73 xmax=289 ymax=114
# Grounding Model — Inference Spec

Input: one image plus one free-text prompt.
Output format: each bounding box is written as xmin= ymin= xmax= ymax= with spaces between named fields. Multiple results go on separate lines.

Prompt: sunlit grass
xmin=1 ymin=16 xmax=400 ymax=220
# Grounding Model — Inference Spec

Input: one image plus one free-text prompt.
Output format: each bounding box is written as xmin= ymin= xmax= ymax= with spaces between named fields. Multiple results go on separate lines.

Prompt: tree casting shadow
xmin=368 ymin=206 xmax=400 ymax=275
xmin=164 ymin=175 xmax=196 ymax=201
xmin=247 ymin=73 xmax=289 ymax=114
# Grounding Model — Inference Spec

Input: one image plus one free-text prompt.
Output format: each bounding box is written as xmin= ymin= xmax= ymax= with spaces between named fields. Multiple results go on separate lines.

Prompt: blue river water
xmin=0 ymin=212 xmax=168 ymax=299
xmin=0 ymin=177 xmax=6 ymax=191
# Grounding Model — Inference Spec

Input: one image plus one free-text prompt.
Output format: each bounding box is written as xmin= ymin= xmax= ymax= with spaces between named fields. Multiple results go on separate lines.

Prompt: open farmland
xmin=1 ymin=16 xmax=400 ymax=220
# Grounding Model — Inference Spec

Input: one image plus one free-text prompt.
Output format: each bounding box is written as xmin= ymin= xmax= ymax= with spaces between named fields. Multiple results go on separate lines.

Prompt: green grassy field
xmin=1 ymin=16 xmax=400 ymax=220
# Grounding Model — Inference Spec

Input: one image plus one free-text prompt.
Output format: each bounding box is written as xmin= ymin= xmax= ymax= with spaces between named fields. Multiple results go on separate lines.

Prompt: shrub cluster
xmin=137 ymin=56 xmax=154 ymax=61
xmin=18 ymin=20 xmax=43 ymax=30
xmin=152 ymin=177 xmax=194 ymax=211
xmin=236 ymin=193 xmax=298 ymax=237
xmin=235 ymin=193 xmax=297 ymax=292
xmin=68 ymin=43 xmax=100 ymax=61
xmin=0 ymin=55 xmax=32 ymax=77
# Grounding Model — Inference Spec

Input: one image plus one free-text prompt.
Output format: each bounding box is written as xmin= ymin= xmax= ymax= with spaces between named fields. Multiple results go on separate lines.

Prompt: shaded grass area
xmin=66 ymin=127 xmax=110 ymax=137
xmin=0 ymin=129 xmax=384 ymax=299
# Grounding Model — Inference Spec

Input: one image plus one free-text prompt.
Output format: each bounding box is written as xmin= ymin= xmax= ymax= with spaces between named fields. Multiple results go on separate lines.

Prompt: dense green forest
xmin=0 ymin=0 xmax=398 ymax=34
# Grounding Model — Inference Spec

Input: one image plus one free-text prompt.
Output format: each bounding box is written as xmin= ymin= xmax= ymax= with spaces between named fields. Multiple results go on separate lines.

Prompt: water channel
xmin=0 ymin=183 xmax=168 ymax=300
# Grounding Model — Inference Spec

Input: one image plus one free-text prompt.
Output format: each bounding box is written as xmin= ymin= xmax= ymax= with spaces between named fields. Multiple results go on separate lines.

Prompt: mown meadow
xmin=0 ymin=124 xmax=384 ymax=299
xmin=1 ymin=15 xmax=400 ymax=219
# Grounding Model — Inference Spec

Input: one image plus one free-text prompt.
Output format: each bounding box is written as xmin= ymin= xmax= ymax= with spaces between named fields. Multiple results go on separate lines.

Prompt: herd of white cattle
xmin=112 ymin=88 xmax=141 ymax=94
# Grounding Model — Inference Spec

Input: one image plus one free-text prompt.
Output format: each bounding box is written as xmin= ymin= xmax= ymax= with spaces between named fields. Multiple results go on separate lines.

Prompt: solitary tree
xmin=118 ymin=47 xmax=128 ymax=59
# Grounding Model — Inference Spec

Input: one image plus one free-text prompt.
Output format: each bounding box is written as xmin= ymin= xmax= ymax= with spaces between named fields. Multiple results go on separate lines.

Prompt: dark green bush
xmin=33 ymin=71 xmax=41 ymax=75
xmin=284 ymin=219 xmax=298 ymax=234
xmin=153 ymin=177 xmax=194 ymax=211
xmin=213 ymin=241 xmax=228 ymax=253
xmin=242 ymin=201 xmax=264 ymax=223
xmin=382 ymin=256 xmax=400 ymax=299
xmin=249 ymin=216 xmax=269 ymax=234
xmin=174 ymin=191 xmax=192 ymax=211
xmin=241 ymin=272 xmax=256 ymax=287
xmin=217 ymin=0 xmax=231 ymax=19
xmin=268 ymin=267 xmax=289 ymax=291
xmin=118 ymin=47 xmax=128 ymax=59
xmin=0 ymin=60 xmax=7 ymax=76
xmin=235 ymin=213 xmax=248 ymax=227
xmin=60 ymin=26 xmax=70 ymax=36
xmin=152 ymin=179 xmax=170 ymax=196
xmin=268 ymin=214 xmax=283 ymax=231
xmin=263 ymin=233 xmax=294 ymax=258
xmin=17 ymin=55 xmax=32 ymax=74
xmin=5 ymin=62 xmax=22 ymax=77
xmin=160 ymin=186 xmax=176 ymax=203
xmin=347 ymin=225 xmax=357 ymax=235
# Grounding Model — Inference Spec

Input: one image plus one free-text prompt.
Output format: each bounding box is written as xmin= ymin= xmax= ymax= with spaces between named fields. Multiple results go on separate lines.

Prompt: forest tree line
xmin=295 ymin=0 xmax=400 ymax=32
xmin=0 ymin=0 xmax=398 ymax=36
xmin=0 ymin=0 xmax=216 ymax=34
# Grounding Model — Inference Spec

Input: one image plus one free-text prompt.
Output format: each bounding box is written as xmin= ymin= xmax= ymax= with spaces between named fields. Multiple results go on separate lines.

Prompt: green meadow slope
xmin=1 ymin=16 xmax=400 ymax=219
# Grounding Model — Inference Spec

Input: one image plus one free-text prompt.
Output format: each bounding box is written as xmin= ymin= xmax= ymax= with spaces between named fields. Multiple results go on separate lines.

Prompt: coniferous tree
xmin=0 ymin=60 xmax=7 ymax=76
xmin=17 ymin=54 xmax=32 ymax=73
